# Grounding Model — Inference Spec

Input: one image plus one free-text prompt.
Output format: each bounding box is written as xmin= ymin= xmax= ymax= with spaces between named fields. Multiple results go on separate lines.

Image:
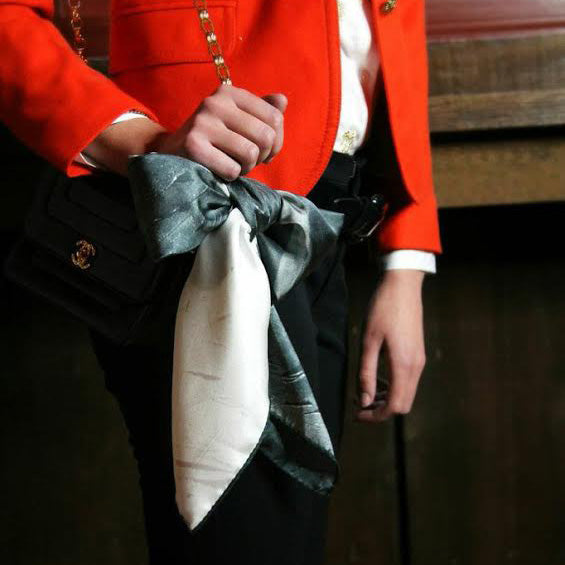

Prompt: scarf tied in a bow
xmin=128 ymin=154 xmax=344 ymax=531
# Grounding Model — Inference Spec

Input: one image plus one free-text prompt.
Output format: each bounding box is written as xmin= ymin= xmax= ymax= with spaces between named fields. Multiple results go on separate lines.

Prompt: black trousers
xmin=89 ymin=155 xmax=358 ymax=565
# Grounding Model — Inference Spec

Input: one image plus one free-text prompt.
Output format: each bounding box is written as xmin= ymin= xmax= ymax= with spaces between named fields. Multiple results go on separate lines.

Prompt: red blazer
xmin=0 ymin=0 xmax=442 ymax=253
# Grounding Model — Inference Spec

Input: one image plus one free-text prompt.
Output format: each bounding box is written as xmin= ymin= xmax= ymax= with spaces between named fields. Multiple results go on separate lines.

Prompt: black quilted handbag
xmin=3 ymin=165 xmax=193 ymax=345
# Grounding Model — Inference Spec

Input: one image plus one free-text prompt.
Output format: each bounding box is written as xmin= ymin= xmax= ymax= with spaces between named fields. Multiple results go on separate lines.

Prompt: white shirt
xmin=333 ymin=0 xmax=379 ymax=155
xmin=77 ymin=0 xmax=437 ymax=273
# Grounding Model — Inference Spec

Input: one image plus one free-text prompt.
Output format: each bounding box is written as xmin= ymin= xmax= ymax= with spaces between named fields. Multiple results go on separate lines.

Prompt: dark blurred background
xmin=1 ymin=1 xmax=564 ymax=564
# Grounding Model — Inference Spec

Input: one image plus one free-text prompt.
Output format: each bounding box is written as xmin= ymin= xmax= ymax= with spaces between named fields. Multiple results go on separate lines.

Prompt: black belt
xmin=308 ymin=151 xmax=386 ymax=244
xmin=319 ymin=151 xmax=362 ymax=191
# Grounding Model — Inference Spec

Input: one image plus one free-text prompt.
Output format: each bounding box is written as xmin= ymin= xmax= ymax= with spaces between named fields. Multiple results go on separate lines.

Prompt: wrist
xmin=83 ymin=118 xmax=168 ymax=176
xmin=381 ymin=268 xmax=426 ymax=287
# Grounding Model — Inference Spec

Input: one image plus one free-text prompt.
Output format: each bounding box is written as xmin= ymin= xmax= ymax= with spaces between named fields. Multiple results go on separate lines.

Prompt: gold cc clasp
xmin=381 ymin=0 xmax=397 ymax=14
xmin=71 ymin=239 xmax=96 ymax=270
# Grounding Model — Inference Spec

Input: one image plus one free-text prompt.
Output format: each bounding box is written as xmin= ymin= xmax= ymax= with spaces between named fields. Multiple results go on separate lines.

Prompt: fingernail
xmin=360 ymin=393 xmax=372 ymax=408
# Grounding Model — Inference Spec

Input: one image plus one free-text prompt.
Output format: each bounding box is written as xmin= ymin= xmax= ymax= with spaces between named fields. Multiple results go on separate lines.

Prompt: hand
xmin=355 ymin=269 xmax=427 ymax=423
xmin=155 ymin=84 xmax=288 ymax=181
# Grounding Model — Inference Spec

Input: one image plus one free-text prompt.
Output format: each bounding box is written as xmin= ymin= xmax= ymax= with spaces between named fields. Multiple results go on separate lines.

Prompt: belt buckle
xmin=332 ymin=193 xmax=386 ymax=244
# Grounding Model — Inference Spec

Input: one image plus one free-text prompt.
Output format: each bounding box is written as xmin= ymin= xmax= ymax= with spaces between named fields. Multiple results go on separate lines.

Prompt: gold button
xmin=339 ymin=130 xmax=358 ymax=153
xmin=381 ymin=0 xmax=397 ymax=14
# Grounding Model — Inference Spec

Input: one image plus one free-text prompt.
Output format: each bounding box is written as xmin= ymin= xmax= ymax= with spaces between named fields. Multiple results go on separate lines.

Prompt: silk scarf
xmin=128 ymin=154 xmax=344 ymax=531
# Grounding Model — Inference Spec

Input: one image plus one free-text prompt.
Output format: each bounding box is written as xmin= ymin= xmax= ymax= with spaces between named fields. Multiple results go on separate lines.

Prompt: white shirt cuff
xmin=74 ymin=151 xmax=106 ymax=169
xmin=110 ymin=110 xmax=151 ymax=124
xmin=74 ymin=111 xmax=150 ymax=169
xmin=379 ymin=250 xmax=437 ymax=274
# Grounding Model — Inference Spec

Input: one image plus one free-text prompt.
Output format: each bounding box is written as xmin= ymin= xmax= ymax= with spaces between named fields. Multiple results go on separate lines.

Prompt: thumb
xmin=263 ymin=92 xmax=288 ymax=114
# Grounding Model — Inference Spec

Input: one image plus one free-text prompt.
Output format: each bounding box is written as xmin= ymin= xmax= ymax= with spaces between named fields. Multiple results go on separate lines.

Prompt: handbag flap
xmin=24 ymin=167 xmax=163 ymax=302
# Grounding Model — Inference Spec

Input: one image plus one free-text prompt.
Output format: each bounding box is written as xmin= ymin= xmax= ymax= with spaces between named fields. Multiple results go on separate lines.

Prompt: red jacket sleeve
xmin=374 ymin=185 xmax=442 ymax=254
xmin=365 ymin=80 xmax=443 ymax=255
xmin=0 ymin=0 xmax=159 ymax=177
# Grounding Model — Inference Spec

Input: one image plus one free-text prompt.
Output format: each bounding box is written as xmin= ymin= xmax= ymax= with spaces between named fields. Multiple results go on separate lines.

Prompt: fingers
xmin=211 ymin=126 xmax=265 ymax=177
xmin=262 ymin=93 xmax=288 ymax=113
xmin=183 ymin=131 xmax=242 ymax=181
xmin=231 ymin=87 xmax=286 ymax=136
xmin=357 ymin=331 xmax=382 ymax=409
xmin=374 ymin=350 xmax=425 ymax=421
xmin=221 ymin=110 xmax=276 ymax=168
xmin=180 ymin=85 xmax=286 ymax=178
xmin=356 ymin=347 xmax=426 ymax=424
xmin=228 ymin=87 xmax=286 ymax=165
xmin=355 ymin=326 xmax=394 ymax=424
xmin=262 ymin=93 xmax=287 ymax=162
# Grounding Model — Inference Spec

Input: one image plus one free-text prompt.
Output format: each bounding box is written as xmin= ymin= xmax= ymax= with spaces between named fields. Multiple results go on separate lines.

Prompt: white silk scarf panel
xmin=172 ymin=205 xmax=271 ymax=530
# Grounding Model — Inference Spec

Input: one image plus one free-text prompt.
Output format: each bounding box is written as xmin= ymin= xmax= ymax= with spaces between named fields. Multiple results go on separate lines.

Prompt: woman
xmin=0 ymin=0 xmax=442 ymax=563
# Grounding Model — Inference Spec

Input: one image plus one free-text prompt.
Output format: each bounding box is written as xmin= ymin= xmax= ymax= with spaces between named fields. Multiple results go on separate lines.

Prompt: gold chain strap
xmin=193 ymin=0 xmax=232 ymax=85
xmin=65 ymin=0 xmax=232 ymax=85
xmin=67 ymin=0 xmax=87 ymax=62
